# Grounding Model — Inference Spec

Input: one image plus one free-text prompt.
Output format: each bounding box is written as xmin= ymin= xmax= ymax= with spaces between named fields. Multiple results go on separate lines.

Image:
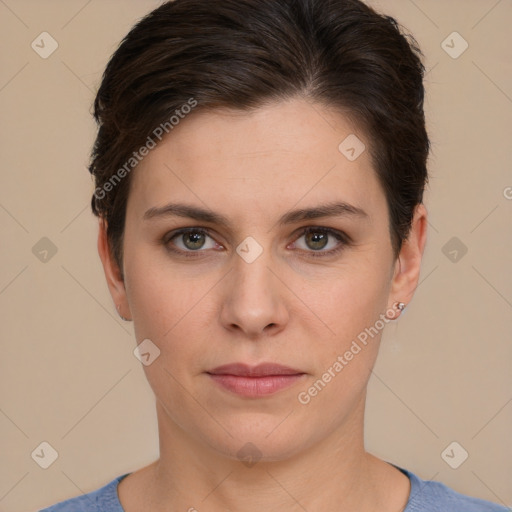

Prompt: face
xmin=100 ymin=97 xmax=425 ymax=462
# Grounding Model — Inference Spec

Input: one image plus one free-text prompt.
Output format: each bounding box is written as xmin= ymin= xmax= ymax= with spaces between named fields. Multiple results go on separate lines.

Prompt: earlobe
xmin=387 ymin=203 xmax=428 ymax=317
xmin=97 ymin=218 xmax=132 ymax=321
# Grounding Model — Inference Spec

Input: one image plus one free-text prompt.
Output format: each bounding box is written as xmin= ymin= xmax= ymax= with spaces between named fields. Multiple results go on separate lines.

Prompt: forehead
xmin=127 ymin=98 xmax=385 ymax=223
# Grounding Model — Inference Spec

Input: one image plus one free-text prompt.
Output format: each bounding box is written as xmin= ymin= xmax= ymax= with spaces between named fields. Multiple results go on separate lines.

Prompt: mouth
xmin=206 ymin=363 xmax=306 ymax=398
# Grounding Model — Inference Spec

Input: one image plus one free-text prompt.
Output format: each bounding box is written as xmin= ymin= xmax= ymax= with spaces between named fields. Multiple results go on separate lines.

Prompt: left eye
xmin=292 ymin=227 xmax=345 ymax=254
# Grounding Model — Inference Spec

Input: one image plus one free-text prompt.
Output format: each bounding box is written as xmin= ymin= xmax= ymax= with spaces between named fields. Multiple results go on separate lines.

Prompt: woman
xmin=40 ymin=0 xmax=508 ymax=510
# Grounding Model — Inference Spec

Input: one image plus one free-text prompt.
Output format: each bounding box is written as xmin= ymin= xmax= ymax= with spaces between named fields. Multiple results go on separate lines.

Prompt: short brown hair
xmin=89 ymin=0 xmax=429 ymax=272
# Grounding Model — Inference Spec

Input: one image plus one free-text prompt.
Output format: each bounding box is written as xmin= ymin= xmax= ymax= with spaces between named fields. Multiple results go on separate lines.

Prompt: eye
xmin=165 ymin=228 xmax=221 ymax=256
xmin=163 ymin=226 xmax=349 ymax=259
xmin=291 ymin=227 xmax=348 ymax=257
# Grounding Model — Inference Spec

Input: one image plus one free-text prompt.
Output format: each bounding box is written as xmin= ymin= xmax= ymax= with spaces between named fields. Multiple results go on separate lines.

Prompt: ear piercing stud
xmin=386 ymin=301 xmax=406 ymax=319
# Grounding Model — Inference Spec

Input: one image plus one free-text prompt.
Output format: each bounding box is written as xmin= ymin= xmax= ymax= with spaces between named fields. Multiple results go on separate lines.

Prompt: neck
xmin=139 ymin=394 xmax=397 ymax=512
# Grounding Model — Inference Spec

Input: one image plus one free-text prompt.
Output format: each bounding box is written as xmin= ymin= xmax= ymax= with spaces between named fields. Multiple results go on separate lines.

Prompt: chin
xmin=198 ymin=413 xmax=319 ymax=465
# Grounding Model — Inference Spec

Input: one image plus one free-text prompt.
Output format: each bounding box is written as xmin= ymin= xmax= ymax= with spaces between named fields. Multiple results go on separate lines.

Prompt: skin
xmin=98 ymin=97 xmax=427 ymax=512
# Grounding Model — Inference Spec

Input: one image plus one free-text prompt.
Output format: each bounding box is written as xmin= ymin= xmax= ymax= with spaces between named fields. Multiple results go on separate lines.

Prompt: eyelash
xmin=163 ymin=226 xmax=350 ymax=259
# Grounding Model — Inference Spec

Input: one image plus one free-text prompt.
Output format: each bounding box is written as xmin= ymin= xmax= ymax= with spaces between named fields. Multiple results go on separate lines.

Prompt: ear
xmin=97 ymin=218 xmax=131 ymax=321
xmin=387 ymin=203 xmax=428 ymax=318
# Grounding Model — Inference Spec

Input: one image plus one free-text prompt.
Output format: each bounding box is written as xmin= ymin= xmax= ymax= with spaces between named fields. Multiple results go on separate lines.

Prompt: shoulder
xmin=38 ymin=474 xmax=130 ymax=512
xmin=400 ymin=467 xmax=510 ymax=512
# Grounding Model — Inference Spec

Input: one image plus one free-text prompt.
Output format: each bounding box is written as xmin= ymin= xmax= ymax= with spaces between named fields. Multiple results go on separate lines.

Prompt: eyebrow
xmin=143 ymin=201 xmax=368 ymax=228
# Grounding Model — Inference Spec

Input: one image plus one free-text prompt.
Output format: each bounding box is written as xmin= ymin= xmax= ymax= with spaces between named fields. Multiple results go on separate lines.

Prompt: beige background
xmin=0 ymin=1 xmax=511 ymax=511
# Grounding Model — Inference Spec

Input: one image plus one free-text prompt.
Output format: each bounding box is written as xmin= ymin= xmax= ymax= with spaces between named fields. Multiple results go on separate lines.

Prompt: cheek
xmin=124 ymin=258 xmax=209 ymax=409
xmin=296 ymin=274 xmax=388 ymax=418
xmin=124 ymin=251 xmax=217 ymax=365
xmin=301 ymin=250 xmax=392 ymax=401
xmin=124 ymin=239 xmax=194 ymax=332
xmin=317 ymin=255 xmax=391 ymax=342
xmin=126 ymin=266 xmax=174 ymax=339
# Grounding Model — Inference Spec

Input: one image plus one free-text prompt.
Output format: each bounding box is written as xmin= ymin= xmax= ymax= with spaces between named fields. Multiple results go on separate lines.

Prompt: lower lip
xmin=208 ymin=374 xmax=305 ymax=397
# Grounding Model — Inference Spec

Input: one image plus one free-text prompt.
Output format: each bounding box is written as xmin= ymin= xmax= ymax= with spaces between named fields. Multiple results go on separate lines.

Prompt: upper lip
xmin=207 ymin=363 xmax=304 ymax=377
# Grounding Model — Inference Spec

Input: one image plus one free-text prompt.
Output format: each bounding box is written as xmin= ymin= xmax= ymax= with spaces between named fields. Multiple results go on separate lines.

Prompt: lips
xmin=207 ymin=363 xmax=306 ymax=397
xmin=208 ymin=362 xmax=303 ymax=377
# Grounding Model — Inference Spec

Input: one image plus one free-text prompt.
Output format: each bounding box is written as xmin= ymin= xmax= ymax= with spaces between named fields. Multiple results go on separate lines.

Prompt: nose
xmin=219 ymin=246 xmax=289 ymax=339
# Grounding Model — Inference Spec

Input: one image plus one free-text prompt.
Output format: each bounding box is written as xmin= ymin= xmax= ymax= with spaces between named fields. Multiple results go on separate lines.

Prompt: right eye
xmin=164 ymin=227 xmax=223 ymax=257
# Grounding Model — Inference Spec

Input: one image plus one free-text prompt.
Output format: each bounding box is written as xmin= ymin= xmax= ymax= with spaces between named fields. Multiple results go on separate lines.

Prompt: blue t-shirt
xmin=39 ymin=466 xmax=509 ymax=511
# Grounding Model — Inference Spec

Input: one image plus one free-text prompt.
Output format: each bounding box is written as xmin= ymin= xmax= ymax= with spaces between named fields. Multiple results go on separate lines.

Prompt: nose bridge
xmin=220 ymin=234 xmax=288 ymax=336
xmin=232 ymin=236 xmax=276 ymax=304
